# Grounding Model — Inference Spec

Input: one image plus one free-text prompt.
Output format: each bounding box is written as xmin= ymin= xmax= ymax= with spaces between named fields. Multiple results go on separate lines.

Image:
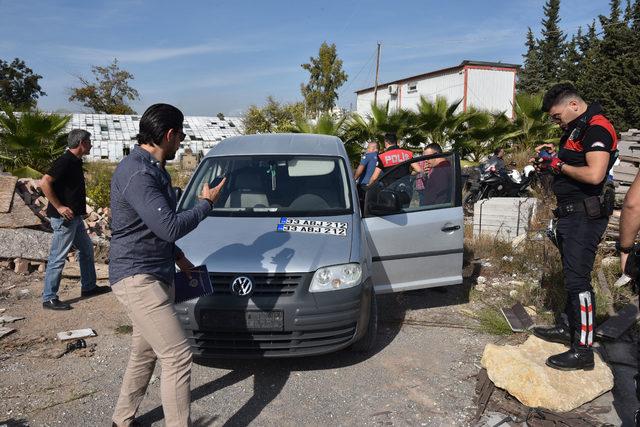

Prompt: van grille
xmin=188 ymin=324 xmax=357 ymax=357
xmin=209 ymin=273 xmax=303 ymax=295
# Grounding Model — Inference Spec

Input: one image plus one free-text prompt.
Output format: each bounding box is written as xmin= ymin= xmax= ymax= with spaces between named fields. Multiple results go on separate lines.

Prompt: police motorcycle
xmin=463 ymin=161 xmax=535 ymax=208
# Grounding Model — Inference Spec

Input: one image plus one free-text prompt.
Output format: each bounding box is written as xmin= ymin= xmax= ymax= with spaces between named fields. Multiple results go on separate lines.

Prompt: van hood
xmin=176 ymin=215 xmax=354 ymax=274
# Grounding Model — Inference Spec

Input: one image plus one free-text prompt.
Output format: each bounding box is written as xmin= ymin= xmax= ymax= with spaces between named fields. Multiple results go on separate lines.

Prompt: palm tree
xmin=289 ymin=112 xmax=363 ymax=164
xmin=344 ymin=102 xmax=413 ymax=146
xmin=0 ymin=104 xmax=70 ymax=177
xmin=405 ymin=96 xmax=487 ymax=150
xmin=507 ymin=92 xmax=560 ymax=150
xmin=457 ymin=110 xmax=517 ymax=162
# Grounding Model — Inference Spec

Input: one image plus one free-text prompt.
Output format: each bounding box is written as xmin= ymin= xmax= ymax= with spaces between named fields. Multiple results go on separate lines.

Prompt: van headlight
xmin=309 ymin=263 xmax=362 ymax=293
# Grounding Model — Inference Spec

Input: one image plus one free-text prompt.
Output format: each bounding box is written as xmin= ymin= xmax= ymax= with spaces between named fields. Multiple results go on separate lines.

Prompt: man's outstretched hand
xmin=199 ymin=177 xmax=226 ymax=206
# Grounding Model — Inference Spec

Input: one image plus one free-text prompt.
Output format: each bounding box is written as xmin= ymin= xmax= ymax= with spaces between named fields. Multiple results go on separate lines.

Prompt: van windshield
xmin=179 ymin=155 xmax=353 ymax=216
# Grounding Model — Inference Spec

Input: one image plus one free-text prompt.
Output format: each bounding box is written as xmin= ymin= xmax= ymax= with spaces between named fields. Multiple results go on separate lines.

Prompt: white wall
xmin=355 ymin=67 xmax=515 ymax=119
xmin=465 ymin=68 xmax=516 ymax=117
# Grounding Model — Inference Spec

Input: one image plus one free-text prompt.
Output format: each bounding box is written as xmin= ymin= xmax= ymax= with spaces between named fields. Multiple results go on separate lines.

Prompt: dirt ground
xmin=0 ymin=268 xmax=635 ymax=426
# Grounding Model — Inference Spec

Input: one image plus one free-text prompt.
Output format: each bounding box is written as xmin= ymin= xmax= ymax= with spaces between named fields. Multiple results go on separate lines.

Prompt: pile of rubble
xmin=0 ymin=174 xmax=110 ymax=273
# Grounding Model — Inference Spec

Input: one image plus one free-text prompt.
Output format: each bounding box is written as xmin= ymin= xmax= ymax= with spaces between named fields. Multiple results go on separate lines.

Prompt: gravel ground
xmin=0 ymin=269 xmax=634 ymax=426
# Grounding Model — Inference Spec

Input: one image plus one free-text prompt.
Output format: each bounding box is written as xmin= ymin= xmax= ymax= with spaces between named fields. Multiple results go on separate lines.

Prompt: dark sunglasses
xmin=175 ymin=130 xmax=186 ymax=142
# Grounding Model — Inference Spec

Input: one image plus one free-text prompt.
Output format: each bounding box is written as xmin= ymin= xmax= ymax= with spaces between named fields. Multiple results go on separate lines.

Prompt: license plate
xmin=200 ymin=310 xmax=284 ymax=331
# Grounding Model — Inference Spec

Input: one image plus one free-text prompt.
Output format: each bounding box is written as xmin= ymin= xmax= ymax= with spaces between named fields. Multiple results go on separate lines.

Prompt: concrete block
xmin=473 ymin=197 xmax=539 ymax=241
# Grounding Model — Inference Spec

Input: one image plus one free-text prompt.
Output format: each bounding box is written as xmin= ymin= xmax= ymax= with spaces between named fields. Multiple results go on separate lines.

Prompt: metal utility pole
xmin=373 ymin=42 xmax=381 ymax=105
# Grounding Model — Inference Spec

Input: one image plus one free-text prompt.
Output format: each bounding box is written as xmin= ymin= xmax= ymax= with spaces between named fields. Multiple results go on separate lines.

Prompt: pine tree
xmin=538 ymin=0 xmax=566 ymax=84
xmin=559 ymin=32 xmax=582 ymax=83
xmin=577 ymin=0 xmax=640 ymax=131
xmin=577 ymin=21 xmax=598 ymax=54
xmin=518 ymin=28 xmax=546 ymax=93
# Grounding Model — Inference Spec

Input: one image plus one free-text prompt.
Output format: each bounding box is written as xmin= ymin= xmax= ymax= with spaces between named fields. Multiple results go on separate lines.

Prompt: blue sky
xmin=0 ymin=0 xmax=612 ymax=116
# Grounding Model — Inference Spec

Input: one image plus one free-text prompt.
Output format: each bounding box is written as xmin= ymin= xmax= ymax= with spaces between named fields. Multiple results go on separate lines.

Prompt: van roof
xmin=204 ymin=133 xmax=348 ymax=158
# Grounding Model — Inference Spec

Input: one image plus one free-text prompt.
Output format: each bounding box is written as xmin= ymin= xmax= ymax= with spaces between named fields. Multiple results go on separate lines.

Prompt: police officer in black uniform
xmin=532 ymin=83 xmax=617 ymax=371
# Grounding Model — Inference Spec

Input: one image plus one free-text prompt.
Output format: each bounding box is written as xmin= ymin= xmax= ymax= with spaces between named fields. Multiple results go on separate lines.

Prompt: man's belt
xmin=553 ymin=202 xmax=586 ymax=218
xmin=553 ymin=194 xmax=610 ymax=219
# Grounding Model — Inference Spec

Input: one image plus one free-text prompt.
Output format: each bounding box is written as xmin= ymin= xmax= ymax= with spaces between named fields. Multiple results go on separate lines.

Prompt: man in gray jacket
xmin=109 ymin=104 xmax=225 ymax=427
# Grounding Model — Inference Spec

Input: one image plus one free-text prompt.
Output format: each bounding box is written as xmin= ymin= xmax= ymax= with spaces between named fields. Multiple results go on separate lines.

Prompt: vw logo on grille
xmin=231 ymin=276 xmax=253 ymax=296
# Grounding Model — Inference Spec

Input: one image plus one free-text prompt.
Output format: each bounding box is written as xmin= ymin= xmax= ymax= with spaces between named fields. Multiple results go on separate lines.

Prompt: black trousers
xmin=556 ymin=212 xmax=609 ymax=346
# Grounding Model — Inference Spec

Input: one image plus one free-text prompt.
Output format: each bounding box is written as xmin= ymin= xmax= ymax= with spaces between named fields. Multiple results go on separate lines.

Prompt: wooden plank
xmin=595 ymin=302 xmax=640 ymax=339
xmin=474 ymin=368 xmax=495 ymax=421
xmin=0 ymin=175 xmax=17 ymax=213
xmin=612 ymin=164 xmax=639 ymax=175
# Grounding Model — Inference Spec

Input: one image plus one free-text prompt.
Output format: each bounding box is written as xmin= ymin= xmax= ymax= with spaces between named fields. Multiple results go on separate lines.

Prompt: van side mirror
xmin=173 ymin=186 xmax=183 ymax=201
xmin=368 ymin=189 xmax=402 ymax=215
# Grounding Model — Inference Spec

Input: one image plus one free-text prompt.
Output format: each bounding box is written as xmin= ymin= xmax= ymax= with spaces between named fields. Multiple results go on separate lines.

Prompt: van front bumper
xmin=175 ymin=273 xmax=373 ymax=358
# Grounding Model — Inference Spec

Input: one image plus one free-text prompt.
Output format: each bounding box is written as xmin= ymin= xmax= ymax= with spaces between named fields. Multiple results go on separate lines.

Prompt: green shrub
xmin=85 ymin=162 xmax=115 ymax=208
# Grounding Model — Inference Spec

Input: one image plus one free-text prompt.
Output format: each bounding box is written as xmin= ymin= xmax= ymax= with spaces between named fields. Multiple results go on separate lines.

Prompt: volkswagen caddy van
xmin=175 ymin=133 xmax=463 ymax=358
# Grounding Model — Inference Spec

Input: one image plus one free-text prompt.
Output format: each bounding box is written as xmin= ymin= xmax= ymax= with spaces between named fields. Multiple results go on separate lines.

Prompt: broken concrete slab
xmin=0 ymin=228 xmax=52 ymax=261
xmin=0 ymin=315 xmax=25 ymax=323
xmin=0 ymin=326 xmax=16 ymax=339
xmin=56 ymin=328 xmax=96 ymax=341
xmin=0 ymin=175 xmax=18 ymax=213
xmin=481 ymin=336 xmax=614 ymax=412
xmin=0 ymin=191 xmax=43 ymax=228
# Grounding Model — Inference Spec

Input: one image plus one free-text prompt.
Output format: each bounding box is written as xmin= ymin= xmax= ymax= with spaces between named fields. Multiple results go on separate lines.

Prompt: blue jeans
xmin=43 ymin=216 xmax=97 ymax=302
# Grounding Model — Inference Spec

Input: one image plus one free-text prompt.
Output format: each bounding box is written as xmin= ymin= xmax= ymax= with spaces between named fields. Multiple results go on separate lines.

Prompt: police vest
xmin=562 ymin=114 xmax=618 ymax=170
xmin=378 ymin=146 xmax=413 ymax=169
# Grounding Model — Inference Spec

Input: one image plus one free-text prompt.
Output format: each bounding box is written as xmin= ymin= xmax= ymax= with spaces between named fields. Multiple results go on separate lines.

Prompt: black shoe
xmin=546 ymin=347 xmax=594 ymax=371
xmin=81 ymin=285 xmax=112 ymax=298
xmin=532 ymin=324 xmax=571 ymax=345
xmin=112 ymin=419 xmax=141 ymax=427
xmin=43 ymin=298 xmax=72 ymax=310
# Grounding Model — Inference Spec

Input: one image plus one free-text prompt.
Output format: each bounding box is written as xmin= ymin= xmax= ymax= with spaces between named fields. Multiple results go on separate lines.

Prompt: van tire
xmin=350 ymin=291 xmax=378 ymax=353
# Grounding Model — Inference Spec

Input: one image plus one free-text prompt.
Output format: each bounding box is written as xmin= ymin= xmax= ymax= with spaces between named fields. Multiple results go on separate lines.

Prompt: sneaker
xmin=43 ymin=298 xmax=72 ymax=310
xmin=81 ymin=285 xmax=112 ymax=298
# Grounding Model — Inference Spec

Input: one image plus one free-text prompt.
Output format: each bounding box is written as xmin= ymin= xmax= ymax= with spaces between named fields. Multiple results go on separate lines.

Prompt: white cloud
xmin=56 ymin=41 xmax=255 ymax=64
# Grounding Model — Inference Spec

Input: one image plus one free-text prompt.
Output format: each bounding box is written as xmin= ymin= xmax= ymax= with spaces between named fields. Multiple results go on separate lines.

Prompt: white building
xmin=64 ymin=113 xmax=244 ymax=162
xmin=355 ymin=60 xmax=519 ymax=118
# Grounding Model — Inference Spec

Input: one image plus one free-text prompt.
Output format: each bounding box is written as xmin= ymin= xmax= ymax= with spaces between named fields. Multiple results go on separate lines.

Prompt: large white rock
xmin=481 ymin=336 xmax=614 ymax=412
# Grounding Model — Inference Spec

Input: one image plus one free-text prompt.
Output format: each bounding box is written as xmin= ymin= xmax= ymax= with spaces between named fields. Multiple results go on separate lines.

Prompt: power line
xmin=339 ymin=47 xmax=377 ymax=98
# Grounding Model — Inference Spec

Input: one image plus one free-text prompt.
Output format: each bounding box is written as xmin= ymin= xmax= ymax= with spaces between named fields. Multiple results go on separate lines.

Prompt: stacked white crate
xmin=612 ymin=129 xmax=640 ymax=201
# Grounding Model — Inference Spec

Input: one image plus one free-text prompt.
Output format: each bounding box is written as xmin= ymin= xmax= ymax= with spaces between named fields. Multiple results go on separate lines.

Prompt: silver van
xmin=175 ymin=133 xmax=463 ymax=358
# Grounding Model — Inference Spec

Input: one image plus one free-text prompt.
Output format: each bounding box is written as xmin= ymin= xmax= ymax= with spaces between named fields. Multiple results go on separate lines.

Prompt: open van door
xmin=363 ymin=152 xmax=463 ymax=294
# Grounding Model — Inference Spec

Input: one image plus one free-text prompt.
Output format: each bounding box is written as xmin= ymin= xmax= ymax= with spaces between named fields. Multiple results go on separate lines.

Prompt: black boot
xmin=546 ymin=346 xmax=594 ymax=371
xmin=532 ymin=324 xmax=571 ymax=345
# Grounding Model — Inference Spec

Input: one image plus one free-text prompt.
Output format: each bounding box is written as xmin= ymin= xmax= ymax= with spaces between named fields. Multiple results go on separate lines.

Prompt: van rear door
xmin=363 ymin=152 xmax=463 ymax=294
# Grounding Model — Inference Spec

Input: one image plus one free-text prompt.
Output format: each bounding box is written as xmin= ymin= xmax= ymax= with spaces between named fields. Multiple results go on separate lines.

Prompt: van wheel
xmin=350 ymin=291 xmax=378 ymax=353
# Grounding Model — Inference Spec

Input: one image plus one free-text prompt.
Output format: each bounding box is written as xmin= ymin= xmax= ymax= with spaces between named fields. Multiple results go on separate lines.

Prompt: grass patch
xmin=476 ymin=307 xmax=512 ymax=335
xmin=115 ymin=324 xmax=133 ymax=335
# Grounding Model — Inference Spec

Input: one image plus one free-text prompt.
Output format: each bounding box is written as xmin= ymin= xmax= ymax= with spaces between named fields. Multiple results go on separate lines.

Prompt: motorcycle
xmin=463 ymin=163 xmax=535 ymax=207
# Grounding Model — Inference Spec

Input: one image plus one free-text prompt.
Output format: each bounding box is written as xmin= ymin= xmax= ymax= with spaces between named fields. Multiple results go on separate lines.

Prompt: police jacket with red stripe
xmin=552 ymin=103 xmax=618 ymax=205
xmin=377 ymin=145 xmax=414 ymax=185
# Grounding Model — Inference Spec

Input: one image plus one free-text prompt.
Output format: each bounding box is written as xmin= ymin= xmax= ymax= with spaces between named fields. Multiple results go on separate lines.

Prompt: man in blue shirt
xmin=109 ymin=104 xmax=225 ymax=427
xmin=354 ymin=141 xmax=378 ymax=186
